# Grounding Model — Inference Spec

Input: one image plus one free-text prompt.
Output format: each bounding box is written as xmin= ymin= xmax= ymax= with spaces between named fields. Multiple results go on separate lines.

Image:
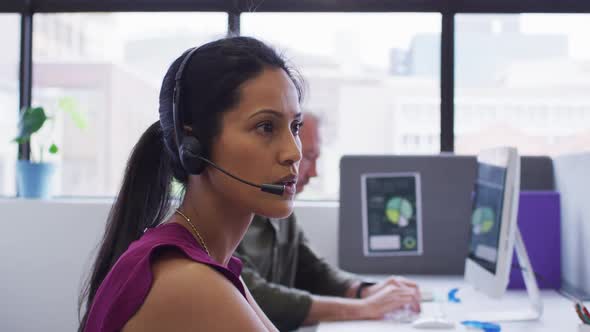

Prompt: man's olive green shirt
xmin=235 ymin=214 xmax=356 ymax=332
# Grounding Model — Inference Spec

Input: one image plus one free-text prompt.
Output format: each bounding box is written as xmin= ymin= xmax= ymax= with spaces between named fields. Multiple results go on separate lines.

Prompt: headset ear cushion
xmin=179 ymin=136 xmax=205 ymax=175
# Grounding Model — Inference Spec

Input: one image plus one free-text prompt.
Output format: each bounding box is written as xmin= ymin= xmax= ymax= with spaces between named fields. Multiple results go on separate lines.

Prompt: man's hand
xmin=363 ymin=276 xmax=419 ymax=296
xmin=305 ymin=277 xmax=422 ymax=323
xmin=361 ymin=276 xmax=421 ymax=313
xmin=357 ymin=284 xmax=421 ymax=319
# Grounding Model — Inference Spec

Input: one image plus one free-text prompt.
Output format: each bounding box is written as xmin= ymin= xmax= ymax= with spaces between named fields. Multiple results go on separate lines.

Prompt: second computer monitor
xmin=465 ymin=147 xmax=521 ymax=298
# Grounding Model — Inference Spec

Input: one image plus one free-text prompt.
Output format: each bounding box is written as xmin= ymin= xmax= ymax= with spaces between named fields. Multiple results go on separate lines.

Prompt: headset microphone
xmin=180 ymin=140 xmax=286 ymax=196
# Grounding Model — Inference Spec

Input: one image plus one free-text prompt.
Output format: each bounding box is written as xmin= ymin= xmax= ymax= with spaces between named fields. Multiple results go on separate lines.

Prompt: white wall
xmin=0 ymin=199 xmax=109 ymax=332
xmin=0 ymin=199 xmax=339 ymax=332
xmin=290 ymin=201 xmax=339 ymax=265
xmin=554 ymin=152 xmax=590 ymax=297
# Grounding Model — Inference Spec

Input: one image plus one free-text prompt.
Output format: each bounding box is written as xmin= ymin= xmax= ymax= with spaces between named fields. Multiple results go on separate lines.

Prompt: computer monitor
xmin=465 ymin=147 xmax=520 ymax=297
xmin=464 ymin=147 xmax=543 ymax=321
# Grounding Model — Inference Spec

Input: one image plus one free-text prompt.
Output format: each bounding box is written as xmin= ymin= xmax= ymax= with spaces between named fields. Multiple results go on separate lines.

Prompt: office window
xmin=455 ymin=14 xmax=590 ymax=156
xmin=242 ymin=13 xmax=441 ymax=200
xmin=0 ymin=14 xmax=20 ymax=197
xmin=32 ymin=13 xmax=227 ymax=196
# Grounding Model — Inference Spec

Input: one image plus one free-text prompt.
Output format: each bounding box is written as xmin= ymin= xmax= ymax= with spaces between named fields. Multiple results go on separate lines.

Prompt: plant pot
xmin=16 ymin=160 xmax=56 ymax=199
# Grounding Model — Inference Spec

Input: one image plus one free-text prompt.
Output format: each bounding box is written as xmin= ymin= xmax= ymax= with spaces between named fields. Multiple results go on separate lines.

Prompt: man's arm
xmin=241 ymin=276 xmax=279 ymax=332
xmin=294 ymin=229 xmax=358 ymax=297
xmin=241 ymin=258 xmax=419 ymax=329
xmin=294 ymin=228 xmax=420 ymax=300
xmin=239 ymin=256 xmax=313 ymax=332
xmin=302 ymin=284 xmax=420 ymax=325
xmin=294 ymin=228 xmax=422 ymax=325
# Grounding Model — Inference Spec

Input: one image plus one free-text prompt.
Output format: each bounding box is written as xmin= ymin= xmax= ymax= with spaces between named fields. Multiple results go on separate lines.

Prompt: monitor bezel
xmin=465 ymin=147 xmax=521 ymax=298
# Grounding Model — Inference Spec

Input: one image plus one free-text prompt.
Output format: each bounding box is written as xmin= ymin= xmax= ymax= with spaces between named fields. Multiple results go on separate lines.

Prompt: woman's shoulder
xmin=148 ymin=242 xmax=244 ymax=293
xmin=144 ymin=249 xmax=247 ymax=306
xmin=120 ymin=237 xmax=266 ymax=331
xmin=85 ymin=223 xmax=245 ymax=332
xmin=123 ymin=250 xmax=267 ymax=331
xmin=105 ymin=222 xmax=246 ymax=300
xmin=141 ymin=248 xmax=246 ymax=308
xmin=105 ymin=223 xmax=215 ymax=289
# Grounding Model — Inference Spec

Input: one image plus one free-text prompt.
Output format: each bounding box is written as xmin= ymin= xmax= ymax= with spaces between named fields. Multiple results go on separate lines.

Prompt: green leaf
xmin=12 ymin=136 xmax=26 ymax=144
xmin=14 ymin=106 xmax=48 ymax=143
xmin=58 ymin=97 xmax=88 ymax=130
xmin=49 ymin=143 xmax=59 ymax=154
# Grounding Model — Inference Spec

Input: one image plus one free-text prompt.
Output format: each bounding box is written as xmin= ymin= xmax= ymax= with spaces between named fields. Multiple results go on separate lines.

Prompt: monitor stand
xmin=468 ymin=228 xmax=543 ymax=322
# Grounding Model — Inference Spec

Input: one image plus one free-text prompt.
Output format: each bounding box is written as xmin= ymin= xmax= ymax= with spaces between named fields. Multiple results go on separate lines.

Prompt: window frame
xmin=4 ymin=1 xmax=590 ymax=13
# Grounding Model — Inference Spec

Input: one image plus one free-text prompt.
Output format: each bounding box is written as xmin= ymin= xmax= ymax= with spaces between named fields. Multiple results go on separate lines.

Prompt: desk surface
xmin=315 ymin=276 xmax=582 ymax=332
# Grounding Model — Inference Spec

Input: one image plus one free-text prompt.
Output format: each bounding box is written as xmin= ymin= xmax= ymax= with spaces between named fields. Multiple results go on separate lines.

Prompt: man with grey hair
xmin=236 ymin=112 xmax=421 ymax=331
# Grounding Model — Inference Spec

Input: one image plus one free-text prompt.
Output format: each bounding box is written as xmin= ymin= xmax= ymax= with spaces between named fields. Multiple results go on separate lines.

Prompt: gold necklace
xmin=175 ymin=208 xmax=211 ymax=257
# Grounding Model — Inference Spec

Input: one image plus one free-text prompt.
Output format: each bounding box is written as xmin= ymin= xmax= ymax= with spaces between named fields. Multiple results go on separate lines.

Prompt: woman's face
xmin=206 ymin=67 xmax=302 ymax=218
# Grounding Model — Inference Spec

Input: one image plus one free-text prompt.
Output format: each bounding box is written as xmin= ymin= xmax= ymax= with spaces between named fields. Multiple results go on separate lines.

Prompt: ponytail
xmin=78 ymin=121 xmax=175 ymax=331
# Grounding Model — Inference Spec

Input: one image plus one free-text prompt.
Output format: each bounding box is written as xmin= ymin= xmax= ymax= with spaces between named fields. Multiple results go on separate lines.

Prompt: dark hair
xmin=78 ymin=36 xmax=303 ymax=331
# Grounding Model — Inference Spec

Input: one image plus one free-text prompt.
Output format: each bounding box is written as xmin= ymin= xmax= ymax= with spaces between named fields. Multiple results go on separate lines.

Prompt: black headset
xmin=171 ymin=48 xmax=285 ymax=195
xmin=172 ymin=47 xmax=206 ymax=175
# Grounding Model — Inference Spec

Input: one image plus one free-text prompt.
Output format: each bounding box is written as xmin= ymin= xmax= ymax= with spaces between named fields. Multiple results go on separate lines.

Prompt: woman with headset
xmin=78 ymin=37 xmax=303 ymax=332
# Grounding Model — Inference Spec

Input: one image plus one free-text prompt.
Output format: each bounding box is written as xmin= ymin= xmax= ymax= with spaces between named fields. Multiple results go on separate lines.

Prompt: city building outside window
xmin=242 ymin=13 xmax=442 ymax=200
xmin=455 ymin=14 xmax=590 ymax=156
xmin=0 ymin=14 xmax=20 ymax=197
xmin=31 ymin=12 xmax=227 ymax=197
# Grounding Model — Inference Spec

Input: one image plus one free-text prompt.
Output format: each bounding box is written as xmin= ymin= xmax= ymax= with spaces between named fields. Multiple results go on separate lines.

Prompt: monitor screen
xmin=361 ymin=173 xmax=422 ymax=256
xmin=468 ymin=162 xmax=507 ymax=274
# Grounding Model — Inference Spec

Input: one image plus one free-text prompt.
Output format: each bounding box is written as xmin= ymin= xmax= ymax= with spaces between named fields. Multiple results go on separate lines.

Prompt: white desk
xmin=316 ymin=276 xmax=582 ymax=332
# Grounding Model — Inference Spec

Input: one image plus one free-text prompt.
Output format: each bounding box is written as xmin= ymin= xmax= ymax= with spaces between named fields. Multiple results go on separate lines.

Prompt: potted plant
xmin=14 ymin=97 xmax=87 ymax=198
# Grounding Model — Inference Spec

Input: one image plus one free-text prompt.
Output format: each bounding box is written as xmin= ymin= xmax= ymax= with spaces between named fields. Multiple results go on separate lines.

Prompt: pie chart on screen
xmin=385 ymin=197 xmax=413 ymax=227
xmin=472 ymin=207 xmax=495 ymax=235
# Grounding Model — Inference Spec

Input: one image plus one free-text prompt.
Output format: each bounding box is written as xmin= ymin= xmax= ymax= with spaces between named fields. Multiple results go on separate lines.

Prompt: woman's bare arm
xmin=123 ymin=251 xmax=270 ymax=332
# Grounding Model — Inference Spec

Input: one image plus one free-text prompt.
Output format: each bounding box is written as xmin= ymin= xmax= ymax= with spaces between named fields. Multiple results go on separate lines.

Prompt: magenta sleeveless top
xmin=84 ymin=222 xmax=245 ymax=332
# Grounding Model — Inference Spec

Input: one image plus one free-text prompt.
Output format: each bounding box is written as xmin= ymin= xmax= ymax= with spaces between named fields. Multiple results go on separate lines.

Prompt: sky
xmin=2 ymin=12 xmax=590 ymax=73
xmin=520 ymin=14 xmax=590 ymax=60
xmin=2 ymin=11 xmax=589 ymax=64
xmin=113 ymin=13 xmax=590 ymax=66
